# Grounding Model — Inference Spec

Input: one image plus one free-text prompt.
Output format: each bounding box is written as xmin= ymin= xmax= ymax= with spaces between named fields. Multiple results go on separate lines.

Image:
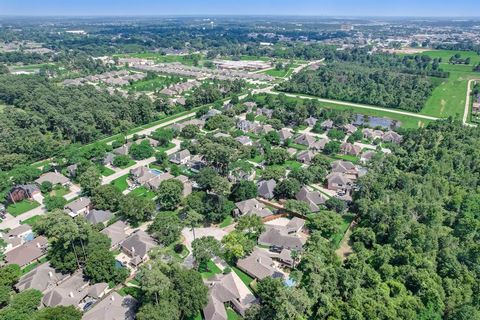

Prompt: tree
xmin=231 ymin=180 xmax=258 ymax=202
xmin=44 ymin=195 xmax=67 ymax=211
xmin=0 ymin=264 xmax=22 ymax=287
xmin=192 ymin=236 xmax=222 ymax=266
xmin=0 ymin=289 xmax=42 ymax=320
xmin=308 ymin=211 xmax=343 ymax=238
xmin=148 ymin=211 xmax=182 ymax=246
xmin=181 ymin=124 xmax=201 ymax=139
xmin=40 ymin=181 xmax=53 ymax=193
xmin=325 ymin=197 xmax=347 ymax=213
xmin=183 ymin=209 xmax=204 ymax=241
xmin=327 ymin=128 xmax=346 ymax=141
xmin=169 ymin=266 xmax=208 ymax=318
xmin=91 ymin=184 xmax=122 ymax=212
xmin=78 ymin=166 xmax=101 ymax=196
xmin=156 ymin=179 xmax=183 ymax=210
xmin=112 ymin=155 xmax=131 ymax=168
xmin=129 ymin=140 xmax=154 ymax=160
xmin=288 ymin=168 xmax=314 ymax=185
xmin=222 ymin=231 xmax=255 ymax=261
xmin=265 ymin=148 xmax=289 ymax=165
xmin=155 ymin=151 xmax=168 ymax=166
xmin=323 ymin=140 xmax=341 ymax=155
xmin=274 ymin=178 xmax=300 ymax=199
xmin=35 ymin=306 xmax=82 ymax=320
xmin=264 ymin=131 xmax=281 ymax=145
xmin=136 ymin=301 xmax=180 ymax=320
xmin=195 ymin=167 xmax=219 ymax=191
xmin=84 ymin=246 xmax=124 ymax=284
xmin=261 ymin=166 xmax=286 ymax=181
xmin=285 ymin=199 xmax=312 ymax=215
xmin=118 ymin=194 xmax=156 ymax=226
xmin=235 ymin=215 xmax=265 ymax=239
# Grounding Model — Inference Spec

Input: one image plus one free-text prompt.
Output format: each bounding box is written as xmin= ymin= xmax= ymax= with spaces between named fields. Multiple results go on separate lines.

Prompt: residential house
xmin=258 ymin=225 xmax=305 ymax=252
xmin=103 ymin=153 xmax=115 ymax=166
xmin=237 ymin=248 xmax=284 ymax=281
xmin=169 ymin=149 xmax=191 ymax=165
xmin=343 ymin=124 xmax=357 ymax=134
xmin=113 ymin=142 xmax=132 ymax=156
xmin=5 ymin=236 xmax=48 ymax=267
xmin=340 ymin=142 xmax=362 ymax=156
xmin=326 ymin=172 xmax=352 ymax=192
xmin=201 ymin=108 xmax=222 ymax=121
xmin=360 ymin=150 xmax=376 ymax=164
xmin=15 ymin=262 xmax=68 ymax=293
xmin=83 ymin=292 xmax=137 ymax=320
xmin=296 ymin=150 xmax=316 ymax=164
xmin=278 ymin=128 xmax=293 ymax=142
xmin=295 ymin=187 xmax=326 ymax=212
xmin=362 ymin=128 xmax=384 ymax=140
xmin=203 ymin=272 xmax=256 ymax=320
xmin=257 ymin=179 xmax=276 ymax=199
xmin=331 ymin=160 xmax=358 ymax=177
xmin=382 ymin=130 xmax=403 ymax=144
xmin=253 ymin=124 xmax=274 ymax=135
xmin=146 ymin=172 xmax=174 ymax=190
xmin=234 ymin=199 xmax=273 ymax=218
xmin=2 ymin=225 xmax=33 ymax=251
xmin=236 ymin=119 xmax=255 ymax=133
xmin=235 ymin=136 xmax=253 ymax=146
xmin=294 ymin=133 xmax=317 ymax=148
xmin=243 ymin=101 xmax=257 ymax=111
xmin=101 ymin=221 xmax=129 ymax=248
xmin=131 ymin=166 xmax=157 ymax=186
xmin=305 ymin=116 xmax=318 ymax=127
xmin=35 ymin=172 xmax=70 ymax=186
xmin=8 ymin=184 xmax=40 ymax=203
xmin=64 ymin=197 xmax=91 ymax=218
xmin=120 ymin=230 xmax=157 ymax=266
xmin=320 ymin=119 xmax=334 ymax=129
xmin=66 ymin=164 xmax=78 ymax=178
xmin=85 ymin=209 xmax=114 ymax=225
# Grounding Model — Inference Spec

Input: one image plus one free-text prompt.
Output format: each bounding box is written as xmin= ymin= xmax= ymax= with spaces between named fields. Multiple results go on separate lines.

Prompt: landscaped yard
xmin=128 ymin=76 xmax=185 ymax=92
xmin=219 ymin=215 xmax=234 ymax=228
xmin=333 ymin=154 xmax=360 ymax=164
xmin=98 ymin=165 xmax=116 ymax=176
xmin=226 ymin=308 xmax=242 ymax=320
xmin=7 ymin=200 xmax=40 ymax=217
xmin=285 ymin=160 xmax=303 ymax=170
xmin=130 ymin=186 xmax=156 ymax=200
xmin=117 ymin=159 xmax=136 ymax=169
xmin=331 ymin=214 xmax=355 ymax=247
xmin=116 ymin=52 xmax=204 ymax=66
xmin=111 ymin=174 xmax=130 ymax=191
xmin=20 ymin=215 xmax=41 ymax=226
xmin=231 ymin=266 xmax=254 ymax=288
xmin=199 ymin=260 xmax=222 ymax=279
xmin=157 ymin=141 xmax=176 ymax=153
xmin=22 ymin=257 xmax=48 ymax=274
xmin=50 ymin=185 xmax=70 ymax=197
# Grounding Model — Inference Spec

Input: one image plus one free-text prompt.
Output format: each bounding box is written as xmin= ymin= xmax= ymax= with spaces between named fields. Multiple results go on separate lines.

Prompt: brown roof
xmin=5 ymin=236 xmax=48 ymax=267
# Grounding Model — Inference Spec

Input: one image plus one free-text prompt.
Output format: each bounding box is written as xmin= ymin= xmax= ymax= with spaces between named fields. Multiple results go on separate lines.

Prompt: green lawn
xmin=130 ymin=186 xmax=156 ymax=200
xmin=285 ymin=160 xmax=303 ymax=170
xmin=116 ymin=52 xmax=204 ymax=66
xmin=251 ymin=155 xmax=264 ymax=163
xmin=118 ymin=286 xmax=142 ymax=299
xmin=111 ymin=174 xmax=130 ymax=192
xmin=226 ymin=308 xmax=242 ymax=320
xmin=407 ymin=50 xmax=480 ymax=119
xmin=288 ymin=143 xmax=308 ymax=151
xmin=117 ymin=159 xmax=136 ymax=169
xmin=231 ymin=266 xmax=255 ymax=288
xmin=157 ymin=142 xmax=176 ymax=153
xmin=22 ymin=257 xmax=48 ymax=274
xmin=255 ymin=115 xmax=267 ymax=122
xmin=331 ymin=214 xmax=355 ymax=247
xmin=98 ymin=165 xmax=116 ymax=176
xmin=20 ymin=215 xmax=41 ymax=226
xmin=7 ymin=200 xmax=40 ymax=217
xmin=219 ymin=216 xmax=234 ymax=228
xmin=200 ymin=260 xmax=222 ymax=279
xmin=333 ymin=154 xmax=360 ymax=164
xmin=50 ymin=185 xmax=70 ymax=197
xmin=263 ymin=68 xmax=290 ymax=77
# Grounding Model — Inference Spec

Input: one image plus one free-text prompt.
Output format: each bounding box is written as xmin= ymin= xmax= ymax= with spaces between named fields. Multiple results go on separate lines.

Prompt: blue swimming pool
xmin=284 ymin=278 xmax=296 ymax=287
xmin=149 ymin=169 xmax=162 ymax=176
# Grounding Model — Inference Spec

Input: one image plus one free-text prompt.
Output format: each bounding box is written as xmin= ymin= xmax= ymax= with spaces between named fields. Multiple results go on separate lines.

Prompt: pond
xmin=353 ymin=114 xmax=401 ymax=129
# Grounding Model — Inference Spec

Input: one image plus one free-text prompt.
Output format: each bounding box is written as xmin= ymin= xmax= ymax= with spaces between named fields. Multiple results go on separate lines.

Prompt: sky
xmin=0 ymin=0 xmax=480 ymax=17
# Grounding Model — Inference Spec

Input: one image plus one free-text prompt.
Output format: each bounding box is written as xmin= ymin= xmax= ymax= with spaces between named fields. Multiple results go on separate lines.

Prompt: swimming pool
xmin=284 ymin=278 xmax=296 ymax=287
xmin=149 ymin=169 xmax=162 ymax=176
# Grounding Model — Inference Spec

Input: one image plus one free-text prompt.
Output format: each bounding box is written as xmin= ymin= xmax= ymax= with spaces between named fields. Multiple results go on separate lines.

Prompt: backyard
xmin=111 ymin=174 xmax=130 ymax=192
xmin=7 ymin=200 xmax=40 ymax=217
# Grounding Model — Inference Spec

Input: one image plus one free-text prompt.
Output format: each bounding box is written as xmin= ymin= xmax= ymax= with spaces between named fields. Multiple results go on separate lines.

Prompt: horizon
xmin=1 ymin=0 xmax=480 ymax=18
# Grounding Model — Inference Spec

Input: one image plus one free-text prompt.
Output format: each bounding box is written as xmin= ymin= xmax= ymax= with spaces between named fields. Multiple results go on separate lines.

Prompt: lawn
xmin=285 ymin=160 xmax=303 ymax=170
xmin=333 ymin=154 xmax=360 ymax=164
xmin=111 ymin=174 xmax=130 ymax=192
xmin=117 ymin=159 xmax=136 ymax=169
xmin=199 ymin=260 xmax=222 ymax=279
xmin=219 ymin=216 xmax=234 ymax=228
xmin=98 ymin=165 xmax=116 ymax=176
xmin=255 ymin=115 xmax=267 ymax=122
xmin=130 ymin=186 xmax=156 ymax=200
xmin=231 ymin=266 xmax=254 ymax=288
xmin=117 ymin=52 xmax=204 ymax=66
xmin=7 ymin=200 xmax=40 ymax=217
xmin=263 ymin=68 xmax=290 ymax=77
xmin=22 ymin=257 xmax=48 ymax=274
xmin=288 ymin=143 xmax=308 ymax=151
xmin=406 ymin=50 xmax=480 ymax=119
xmin=251 ymin=155 xmax=264 ymax=163
xmin=157 ymin=142 xmax=176 ymax=153
xmin=226 ymin=308 xmax=242 ymax=320
xmin=20 ymin=215 xmax=41 ymax=226
xmin=118 ymin=286 xmax=142 ymax=299
xmin=331 ymin=214 xmax=356 ymax=247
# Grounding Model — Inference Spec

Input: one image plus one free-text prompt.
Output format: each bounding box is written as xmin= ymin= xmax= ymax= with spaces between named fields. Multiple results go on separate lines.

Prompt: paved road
xmin=463 ymin=79 xmax=479 ymax=127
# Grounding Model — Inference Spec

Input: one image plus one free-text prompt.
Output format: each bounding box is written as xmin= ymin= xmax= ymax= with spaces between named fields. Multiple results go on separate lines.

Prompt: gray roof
xmin=295 ymin=187 xmax=326 ymax=212
xmin=42 ymin=273 xmax=89 ymax=307
xmin=237 ymin=249 xmax=283 ymax=280
xmin=258 ymin=227 xmax=305 ymax=251
xmin=169 ymin=149 xmax=191 ymax=163
xmin=87 ymin=282 xmax=109 ymax=299
xmin=65 ymin=197 xmax=91 ymax=214
xmin=35 ymin=172 xmax=70 ymax=185
xmin=85 ymin=209 xmax=114 ymax=225
xmin=83 ymin=292 xmax=137 ymax=320
xmin=101 ymin=221 xmax=129 ymax=247
xmin=257 ymin=179 xmax=276 ymax=199
xmin=331 ymin=160 xmax=357 ymax=173
xmin=5 ymin=236 xmax=48 ymax=267
xmin=235 ymin=199 xmax=273 ymax=218
xmin=120 ymin=230 xmax=157 ymax=258
xmin=327 ymin=172 xmax=352 ymax=185
xmin=7 ymin=224 xmax=32 ymax=237
xmin=15 ymin=262 xmax=67 ymax=293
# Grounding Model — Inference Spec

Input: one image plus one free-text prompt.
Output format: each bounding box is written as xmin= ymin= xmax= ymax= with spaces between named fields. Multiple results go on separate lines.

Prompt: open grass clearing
xmin=22 ymin=257 xmax=48 ymax=274
xmin=330 ymin=214 xmax=356 ymax=248
xmin=200 ymin=260 xmax=222 ymax=279
xmin=111 ymin=174 xmax=130 ymax=192
xmin=20 ymin=215 xmax=41 ymax=226
xmin=98 ymin=165 xmax=116 ymax=176
xmin=129 ymin=186 xmax=156 ymax=200
xmin=219 ymin=215 xmax=234 ymax=228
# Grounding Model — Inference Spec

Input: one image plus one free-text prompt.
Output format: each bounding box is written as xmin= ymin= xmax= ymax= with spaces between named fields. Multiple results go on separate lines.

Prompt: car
xmin=83 ymin=301 xmax=95 ymax=311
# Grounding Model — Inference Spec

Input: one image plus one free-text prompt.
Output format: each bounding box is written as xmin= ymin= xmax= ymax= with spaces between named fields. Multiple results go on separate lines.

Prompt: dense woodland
xmin=278 ymin=63 xmax=435 ymax=112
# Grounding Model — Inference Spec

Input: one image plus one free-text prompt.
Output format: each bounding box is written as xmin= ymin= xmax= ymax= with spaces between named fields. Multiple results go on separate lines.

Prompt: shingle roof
xmin=35 ymin=172 xmax=70 ymax=185
xmin=15 ymin=262 xmax=67 ymax=293
xmin=82 ymin=292 xmax=137 ymax=320
xmin=5 ymin=236 xmax=48 ymax=267
xmin=120 ymin=230 xmax=157 ymax=258
xmin=85 ymin=209 xmax=114 ymax=225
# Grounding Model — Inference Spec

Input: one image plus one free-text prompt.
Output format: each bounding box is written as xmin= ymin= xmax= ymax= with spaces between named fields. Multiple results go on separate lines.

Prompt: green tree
xmin=148 ymin=211 xmax=182 ymax=246
xmin=91 ymin=184 xmax=122 ymax=212
xmin=265 ymin=148 xmax=289 ymax=165
xmin=285 ymin=199 xmax=312 ymax=215
xmin=118 ymin=194 xmax=156 ymax=226
xmin=274 ymin=178 xmax=300 ymax=199
xmin=44 ymin=195 xmax=67 ymax=211
xmin=156 ymin=179 xmax=183 ymax=210
xmin=183 ymin=209 xmax=204 ymax=241
xmin=231 ymin=180 xmax=258 ymax=202
xmin=112 ymin=155 xmax=131 ymax=168
xmin=192 ymin=236 xmax=223 ymax=266
xmin=308 ymin=211 xmax=343 ymax=238
xmin=129 ymin=140 xmax=155 ymax=160
xmin=222 ymin=231 xmax=255 ymax=261
xmin=78 ymin=166 xmax=101 ymax=196
xmin=35 ymin=306 xmax=82 ymax=320
xmin=235 ymin=215 xmax=265 ymax=239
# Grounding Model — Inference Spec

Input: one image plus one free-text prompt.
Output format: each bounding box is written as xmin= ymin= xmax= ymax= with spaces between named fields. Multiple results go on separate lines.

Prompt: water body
xmin=353 ymin=114 xmax=401 ymax=129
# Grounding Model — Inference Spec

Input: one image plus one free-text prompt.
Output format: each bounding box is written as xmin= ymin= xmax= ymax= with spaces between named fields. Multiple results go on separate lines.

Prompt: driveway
xmin=181 ymin=227 xmax=228 ymax=251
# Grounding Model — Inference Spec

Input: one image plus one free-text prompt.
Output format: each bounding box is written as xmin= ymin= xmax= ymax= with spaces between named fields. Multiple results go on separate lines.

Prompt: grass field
xmin=130 ymin=186 xmax=156 ymax=200
xmin=331 ymin=214 xmax=355 ymax=247
xmin=117 ymin=52 xmax=204 ymax=66
xmin=98 ymin=165 xmax=116 ymax=176
xmin=406 ymin=50 xmax=480 ymax=119
xmin=111 ymin=174 xmax=130 ymax=191
xmin=22 ymin=257 xmax=48 ymax=274
xmin=117 ymin=159 xmax=136 ymax=169
xmin=219 ymin=216 xmax=234 ymax=228
xmin=7 ymin=200 xmax=40 ymax=217
xmin=200 ymin=260 xmax=222 ymax=279
xmin=226 ymin=308 xmax=242 ymax=320
xmin=20 ymin=215 xmax=41 ymax=226
xmin=50 ymin=186 xmax=70 ymax=197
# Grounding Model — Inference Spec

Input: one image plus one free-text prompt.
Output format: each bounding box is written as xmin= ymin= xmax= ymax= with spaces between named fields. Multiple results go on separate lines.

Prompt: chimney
xmin=48 ymin=271 xmax=53 ymax=278
xmin=36 ymin=242 xmax=41 ymax=248
xmin=111 ymin=295 xmax=115 ymax=302
xmin=69 ymin=291 xmax=74 ymax=298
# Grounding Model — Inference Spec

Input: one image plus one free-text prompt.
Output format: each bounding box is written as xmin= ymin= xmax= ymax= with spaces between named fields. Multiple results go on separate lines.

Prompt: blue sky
xmin=0 ymin=0 xmax=479 ymax=17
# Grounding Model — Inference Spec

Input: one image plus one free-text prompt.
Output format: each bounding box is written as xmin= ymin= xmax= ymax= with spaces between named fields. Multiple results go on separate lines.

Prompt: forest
xmin=277 ymin=63 xmax=436 ymax=112
xmin=246 ymin=120 xmax=480 ymax=319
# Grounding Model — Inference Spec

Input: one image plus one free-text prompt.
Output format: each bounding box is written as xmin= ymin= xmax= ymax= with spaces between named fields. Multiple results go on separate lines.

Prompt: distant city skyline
xmin=1 ymin=0 xmax=480 ymax=17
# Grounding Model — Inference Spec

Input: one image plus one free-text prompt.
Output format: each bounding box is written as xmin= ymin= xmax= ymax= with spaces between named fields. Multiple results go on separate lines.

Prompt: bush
xmin=40 ymin=181 xmax=53 ymax=193
xmin=174 ymin=243 xmax=184 ymax=254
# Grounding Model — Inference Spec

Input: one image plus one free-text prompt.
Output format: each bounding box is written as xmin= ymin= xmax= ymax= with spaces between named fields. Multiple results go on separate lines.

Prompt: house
xmin=362 ymin=128 xmax=384 ymax=140
xmin=237 ymin=248 xmax=284 ymax=281
xmin=257 ymin=179 xmax=276 ymax=199
xmin=331 ymin=160 xmax=358 ymax=177
xmin=294 ymin=134 xmax=316 ymax=148
xmin=101 ymin=220 xmax=129 ymax=248
xmin=382 ymin=131 xmax=403 ymax=144
xmin=8 ymin=184 xmax=40 ymax=203
xmin=295 ymin=187 xmax=326 ymax=212
xmin=200 ymin=108 xmax=222 ymax=121
xmin=253 ymin=124 xmax=274 ymax=135
xmin=312 ymin=138 xmax=329 ymax=151
xmin=326 ymin=172 xmax=352 ymax=191
xmin=35 ymin=172 xmax=70 ymax=186
xmin=279 ymin=128 xmax=293 ymax=142
xmin=297 ymin=150 xmax=316 ymax=164
xmin=360 ymin=150 xmax=376 ymax=163
xmin=15 ymin=263 xmax=68 ymax=293
xmin=2 ymin=225 xmax=34 ymax=251
xmin=103 ymin=153 xmax=115 ymax=166
xmin=340 ymin=142 xmax=362 ymax=156
xmin=258 ymin=226 xmax=305 ymax=251
xmin=305 ymin=116 xmax=318 ymax=127
xmin=169 ymin=149 xmax=191 ymax=165
xmin=120 ymin=230 xmax=157 ymax=266
xmin=64 ymin=197 xmax=91 ymax=218
xmin=203 ymin=272 xmax=256 ymax=320
xmin=146 ymin=172 xmax=174 ymax=190
xmin=285 ymin=217 xmax=306 ymax=234
xmin=321 ymin=119 xmax=334 ymax=129
xmin=175 ymin=175 xmax=193 ymax=197
xmin=66 ymin=164 xmax=78 ymax=178
xmin=257 ymin=107 xmax=273 ymax=119
xmin=85 ymin=209 xmax=114 ymax=225
xmin=130 ymin=166 xmax=157 ymax=185
xmin=5 ymin=236 xmax=48 ymax=267
xmin=234 ymin=199 xmax=273 ymax=218
xmin=243 ymin=101 xmax=257 ymax=111
xmin=236 ymin=119 xmax=255 ymax=133
xmin=112 ymin=142 xmax=132 ymax=156
xmin=83 ymin=292 xmax=137 ymax=320
xmin=343 ymin=124 xmax=357 ymax=134
xmin=235 ymin=136 xmax=253 ymax=146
